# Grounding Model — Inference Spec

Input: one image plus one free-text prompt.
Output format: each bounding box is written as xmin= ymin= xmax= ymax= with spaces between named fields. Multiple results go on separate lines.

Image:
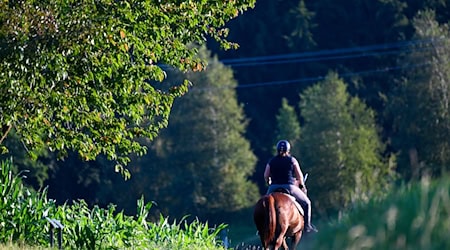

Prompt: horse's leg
xmin=274 ymin=226 xmax=288 ymax=249
xmin=282 ymin=238 xmax=289 ymax=249
xmin=291 ymin=231 xmax=303 ymax=249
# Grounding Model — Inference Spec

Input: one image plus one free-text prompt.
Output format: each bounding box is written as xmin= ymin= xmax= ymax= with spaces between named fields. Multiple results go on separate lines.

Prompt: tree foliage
xmin=274 ymin=98 xmax=301 ymax=157
xmin=214 ymin=0 xmax=318 ymax=157
xmin=299 ymin=72 xmax=394 ymax=216
xmin=95 ymin=47 xmax=259 ymax=218
xmin=213 ymin=0 xmax=450 ymax=195
xmin=0 ymin=0 xmax=255 ymax=175
xmin=387 ymin=9 xmax=450 ymax=180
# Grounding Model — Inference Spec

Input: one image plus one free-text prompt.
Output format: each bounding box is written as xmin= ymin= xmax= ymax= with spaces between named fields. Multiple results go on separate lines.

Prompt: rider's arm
xmin=264 ymin=163 xmax=271 ymax=185
xmin=292 ymin=158 xmax=305 ymax=189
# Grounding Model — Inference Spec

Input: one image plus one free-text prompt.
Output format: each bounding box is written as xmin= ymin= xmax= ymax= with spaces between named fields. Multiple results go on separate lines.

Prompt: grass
xmin=3 ymin=156 xmax=450 ymax=250
xmin=0 ymin=159 xmax=227 ymax=250
xmin=0 ymin=242 xmax=51 ymax=250
xmin=310 ymin=176 xmax=450 ymax=250
xmin=225 ymin=175 xmax=450 ymax=250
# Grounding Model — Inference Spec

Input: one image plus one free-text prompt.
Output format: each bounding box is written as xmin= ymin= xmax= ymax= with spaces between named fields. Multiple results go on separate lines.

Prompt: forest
xmin=1 ymin=0 xmax=449 ymax=243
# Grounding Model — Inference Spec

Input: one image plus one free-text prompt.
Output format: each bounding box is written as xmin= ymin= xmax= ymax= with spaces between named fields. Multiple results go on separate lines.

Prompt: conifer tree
xmin=274 ymin=98 xmax=301 ymax=157
xmin=299 ymin=72 xmax=394 ymax=216
xmin=387 ymin=10 xmax=450 ymax=180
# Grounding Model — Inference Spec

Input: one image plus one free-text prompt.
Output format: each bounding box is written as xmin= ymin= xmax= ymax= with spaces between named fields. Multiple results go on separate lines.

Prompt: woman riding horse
xmin=264 ymin=140 xmax=318 ymax=233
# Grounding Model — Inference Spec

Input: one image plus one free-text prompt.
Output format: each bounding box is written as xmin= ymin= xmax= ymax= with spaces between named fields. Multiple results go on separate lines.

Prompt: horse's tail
xmin=264 ymin=194 xmax=276 ymax=246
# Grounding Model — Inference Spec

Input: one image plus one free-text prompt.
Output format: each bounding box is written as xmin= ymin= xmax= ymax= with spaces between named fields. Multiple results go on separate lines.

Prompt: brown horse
xmin=253 ymin=192 xmax=304 ymax=249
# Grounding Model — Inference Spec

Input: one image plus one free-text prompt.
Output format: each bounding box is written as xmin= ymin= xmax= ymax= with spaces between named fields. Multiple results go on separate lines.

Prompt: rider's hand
xmin=301 ymin=186 xmax=307 ymax=194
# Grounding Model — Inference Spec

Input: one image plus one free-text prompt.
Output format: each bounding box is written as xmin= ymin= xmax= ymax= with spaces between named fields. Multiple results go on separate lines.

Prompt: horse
xmin=253 ymin=192 xmax=304 ymax=249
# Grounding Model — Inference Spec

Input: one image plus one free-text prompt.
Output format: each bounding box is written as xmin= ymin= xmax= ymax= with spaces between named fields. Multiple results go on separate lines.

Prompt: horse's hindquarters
xmin=253 ymin=193 xmax=304 ymax=250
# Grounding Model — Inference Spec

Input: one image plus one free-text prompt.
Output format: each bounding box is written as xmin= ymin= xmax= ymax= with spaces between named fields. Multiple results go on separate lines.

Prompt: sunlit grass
xmin=311 ymin=175 xmax=450 ymax=249
xmin=0 ymin=159 xmax=227 ymax=249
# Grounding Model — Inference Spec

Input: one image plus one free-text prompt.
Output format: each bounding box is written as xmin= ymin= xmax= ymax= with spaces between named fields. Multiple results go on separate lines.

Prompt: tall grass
xmin=311 ymin=176 xmax=450 ymax=249
xmin=0 ymin=159 xmax=54 ymax=246
xmin=0 ymin=159 xmax=227 ymax=249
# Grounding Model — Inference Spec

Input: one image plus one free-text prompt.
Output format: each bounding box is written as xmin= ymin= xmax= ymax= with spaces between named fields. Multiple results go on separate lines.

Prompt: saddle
xmin=271 ymin=188 xmax=304 ymax=216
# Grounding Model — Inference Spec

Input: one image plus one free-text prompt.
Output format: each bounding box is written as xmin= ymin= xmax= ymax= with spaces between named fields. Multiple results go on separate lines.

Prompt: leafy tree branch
xmin=0 ymin=0 xmax=255 ymax=176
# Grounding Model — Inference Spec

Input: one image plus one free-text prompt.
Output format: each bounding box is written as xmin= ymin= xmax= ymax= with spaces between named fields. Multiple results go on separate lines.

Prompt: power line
xmin=188 ymin=38 xmax=448 ymax=91
xmin=191 ymin=59 xmax=434 ymax=92
xmin=220 ymin=38 xmax=448 ymax=67
xmin=233 ymin=60 xmax=435 ymax=90
xmin=221 ymin=38 xmax=441 ymax=63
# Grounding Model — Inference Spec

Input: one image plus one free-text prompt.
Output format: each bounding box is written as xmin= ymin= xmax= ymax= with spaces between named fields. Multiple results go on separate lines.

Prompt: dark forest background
xmin=2 ymin=0 xmax=450 ymax=226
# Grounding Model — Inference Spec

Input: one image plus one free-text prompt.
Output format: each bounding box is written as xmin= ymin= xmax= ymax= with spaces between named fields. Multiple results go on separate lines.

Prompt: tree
xmin=0 ymin=0 xmax=256 ymax=175
xmin=299 ymin=72 xmax=394 ymax=217
xmin=387 ymin=10 xmax=450 ymax=180
xmin=274 ymin=98 xmax=301 ymax=157
xmin=96 ymin=46 xmax=259 ymax=219
xmin=247 ymin=97 xmax=303 ymax=192
xmin=210 ymin=0 xmax=319 ymax=192
xmin=286 ymin=0 xmax=317 ymax=51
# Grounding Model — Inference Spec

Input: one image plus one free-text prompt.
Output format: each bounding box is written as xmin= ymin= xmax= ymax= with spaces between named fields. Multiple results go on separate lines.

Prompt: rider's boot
xmin=305 ymin=223 xmax=318 ymax=233
xmin=303 ymin=211 xmax=318 ymax=233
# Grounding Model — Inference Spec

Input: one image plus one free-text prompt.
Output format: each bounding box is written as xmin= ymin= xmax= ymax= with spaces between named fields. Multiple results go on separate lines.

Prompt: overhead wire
xmin=234 ymin=60 xmax=435 ymax=89
xmin=220 ymin=38 xmax=447 ymax=67
xmin=211 ymin=37 xmax=449 ymax=90
xmin=183 ymin=37 xmax=448 ymax=92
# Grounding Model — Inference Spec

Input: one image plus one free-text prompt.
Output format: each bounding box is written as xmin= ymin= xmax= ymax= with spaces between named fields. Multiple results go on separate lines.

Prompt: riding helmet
xmin=276 ymin=140 xmax=290 ymax=153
